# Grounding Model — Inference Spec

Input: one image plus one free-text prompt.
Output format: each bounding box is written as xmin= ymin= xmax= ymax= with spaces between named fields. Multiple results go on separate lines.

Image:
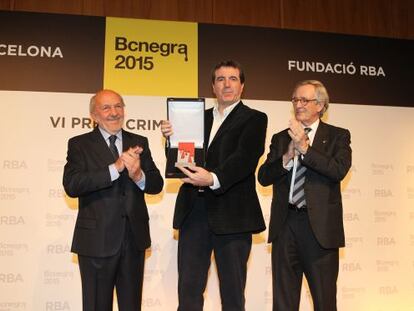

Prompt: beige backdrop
xmin=0 ymin=91 xmax=413 ymax=310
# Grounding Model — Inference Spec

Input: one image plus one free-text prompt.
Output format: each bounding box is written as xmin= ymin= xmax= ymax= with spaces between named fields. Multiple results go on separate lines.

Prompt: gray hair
xmin=293 ymin=80 xmax=329 ymax=117
xmin=89 ymin=94 xmax=97 ymax=114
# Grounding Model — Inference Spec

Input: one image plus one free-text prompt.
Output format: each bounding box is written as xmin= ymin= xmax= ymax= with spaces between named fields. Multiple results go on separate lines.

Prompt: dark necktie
xmin=109 ymin=135 xmax=119 ymax=159
xmin=291 ymin=128 xmax=311 ymax=208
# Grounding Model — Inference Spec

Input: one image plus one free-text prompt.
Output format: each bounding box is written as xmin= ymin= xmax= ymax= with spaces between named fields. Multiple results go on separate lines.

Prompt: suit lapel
xmin=312 ymin=121 xmax=329 ymax=151
xmin=119 ymin=129 xmax=135 ymax=183
xmin=208 ymin=102 xmax=246 ymax=150
xmin=280 ymin=130 xmax=294 ymax=184
xmin=205 ymin=109 xmax=213 ymax=150
xmin=90 ymin=127 xmax=115 ymax=165
xmin=121 ymin=129 xmax=133 ymax=152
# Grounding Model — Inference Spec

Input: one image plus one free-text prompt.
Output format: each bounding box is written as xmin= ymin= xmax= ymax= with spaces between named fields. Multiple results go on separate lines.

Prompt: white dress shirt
xmin=208 ymin=101 xmax=240 ymax=190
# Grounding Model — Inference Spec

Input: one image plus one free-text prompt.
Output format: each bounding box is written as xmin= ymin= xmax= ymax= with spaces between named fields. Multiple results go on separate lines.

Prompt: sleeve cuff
xmin=109 ymin=164 xmax=120 ymax=181
xmin=283 ymin=159 xmax=294 ymax=170
xmin=135 ymin=171 xmax=146 ymax=190
xmin=209 ymin=172 xmax=221 ymax=190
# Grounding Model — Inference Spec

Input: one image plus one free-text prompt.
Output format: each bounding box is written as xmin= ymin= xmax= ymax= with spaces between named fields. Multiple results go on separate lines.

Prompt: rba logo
xmin=342 ymin=262 xmax=362 ymax=272
xmin=142 ymin=298 xmax=161 ymax=307
xmin=46 ymin=244 xmax=70 ymax=254
xmin=0 ymin=273 xmax=23 ymax=283
xmin=2 ymin=160 xmax=27 ymax=169
xmin=45 ymin=301 xmax=70 ymax=310
xmin=0 ymin=216 xmax=25 ymax=225
xmin=343 ymin=213 xmax=359 ymax=221
xmin=374 ymin=189 xmax=393 ymax=197
xmin=379 ymin=286 xmax=398 ymax=295
xmin=377 ymin=237 xmax=396 ymax=246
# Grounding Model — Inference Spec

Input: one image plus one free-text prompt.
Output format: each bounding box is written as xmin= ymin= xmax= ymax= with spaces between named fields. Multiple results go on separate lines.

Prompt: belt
xmin=288 ymin=203 xmax=307 ymax=212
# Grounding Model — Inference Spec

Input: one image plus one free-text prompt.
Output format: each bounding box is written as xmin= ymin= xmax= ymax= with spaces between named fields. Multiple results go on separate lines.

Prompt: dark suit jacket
xmin=258 ymin=121 xmax=351 ymax=248
xmin=173 ymin=102 xmax=268 ymax=234
xmin=63 ymin=127 xmax=163 ymax=257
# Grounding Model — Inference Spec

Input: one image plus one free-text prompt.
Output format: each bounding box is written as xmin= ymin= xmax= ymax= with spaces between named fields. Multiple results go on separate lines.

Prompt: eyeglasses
xmin=291 ymin=97 xmax=318 ymax=106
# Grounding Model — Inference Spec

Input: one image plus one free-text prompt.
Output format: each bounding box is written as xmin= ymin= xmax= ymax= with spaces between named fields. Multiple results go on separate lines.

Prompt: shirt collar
xmin=304 ymin=119 xmax=319 ymax=132
xmin=98 ymin=127 xmax=122 ymax=141
xmin=213 ymin=100 xmax=240 ymax=119
xmin=303 ymin=119 xmax=319 ymax=144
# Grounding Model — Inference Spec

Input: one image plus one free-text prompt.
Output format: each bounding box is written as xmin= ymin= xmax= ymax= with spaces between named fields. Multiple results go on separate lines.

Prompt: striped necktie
xmin=291 ymin=128 xmax=311 ymax=208
xmin=109 ymin=135 xmax=119 ymax=159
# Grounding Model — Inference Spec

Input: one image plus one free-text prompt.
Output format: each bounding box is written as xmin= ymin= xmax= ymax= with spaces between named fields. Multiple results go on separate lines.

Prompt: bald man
xmin=63 ymin=89 xmax=163 ymax=311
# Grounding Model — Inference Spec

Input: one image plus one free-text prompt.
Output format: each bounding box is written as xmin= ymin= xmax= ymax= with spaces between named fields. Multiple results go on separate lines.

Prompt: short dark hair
xmin=211 ymin=60 xmax=245 ymax=84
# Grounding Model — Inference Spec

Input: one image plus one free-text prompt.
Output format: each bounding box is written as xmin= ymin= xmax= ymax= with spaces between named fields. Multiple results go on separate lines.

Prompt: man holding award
xmin=161 ymin=60 xmax=268 ymax=311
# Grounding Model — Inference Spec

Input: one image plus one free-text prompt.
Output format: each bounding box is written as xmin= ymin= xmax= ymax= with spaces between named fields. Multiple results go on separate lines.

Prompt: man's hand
xmin=161 ymin=120 xmax=173 ymax=138
xmin=283 ymin=140 xmax=296 ymax=166
xmin=288 ymin=118 xmax=309 ymax=154
xmin=121 ymin=146 xmax=143 ymax=182
xmin=114 ymin=157 xmax=125 ymax=173
xmin=178 ymin=166 xmax=214 ymax=187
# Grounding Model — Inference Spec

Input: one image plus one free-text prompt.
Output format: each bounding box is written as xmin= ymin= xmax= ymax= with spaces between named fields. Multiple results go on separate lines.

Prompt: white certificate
xmin=167 ymin=98 xmax=204 ymax=148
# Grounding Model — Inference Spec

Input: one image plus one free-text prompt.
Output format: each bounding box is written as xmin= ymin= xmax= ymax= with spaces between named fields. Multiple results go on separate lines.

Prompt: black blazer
xmin=63 ymin=127 xmax=163 ymax=257
xmin=173 ymin=102 xmax=268 ymax=234
xmin=258 ymin=121 xmax=351 ymax=248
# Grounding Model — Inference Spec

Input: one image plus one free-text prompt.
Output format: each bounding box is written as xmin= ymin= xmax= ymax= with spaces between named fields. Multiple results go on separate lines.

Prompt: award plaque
xmin=165 ymin=97 xmax=205 ymax=178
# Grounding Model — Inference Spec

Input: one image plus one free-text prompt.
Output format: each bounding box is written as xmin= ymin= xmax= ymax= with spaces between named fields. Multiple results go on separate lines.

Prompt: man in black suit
xmin=258 ymin=80 xmax=351 ymax=310
xmin=63 ymin=89 xmax=163 ymax=311
xmin=161 ymin=60 xmax=267 ymax=310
